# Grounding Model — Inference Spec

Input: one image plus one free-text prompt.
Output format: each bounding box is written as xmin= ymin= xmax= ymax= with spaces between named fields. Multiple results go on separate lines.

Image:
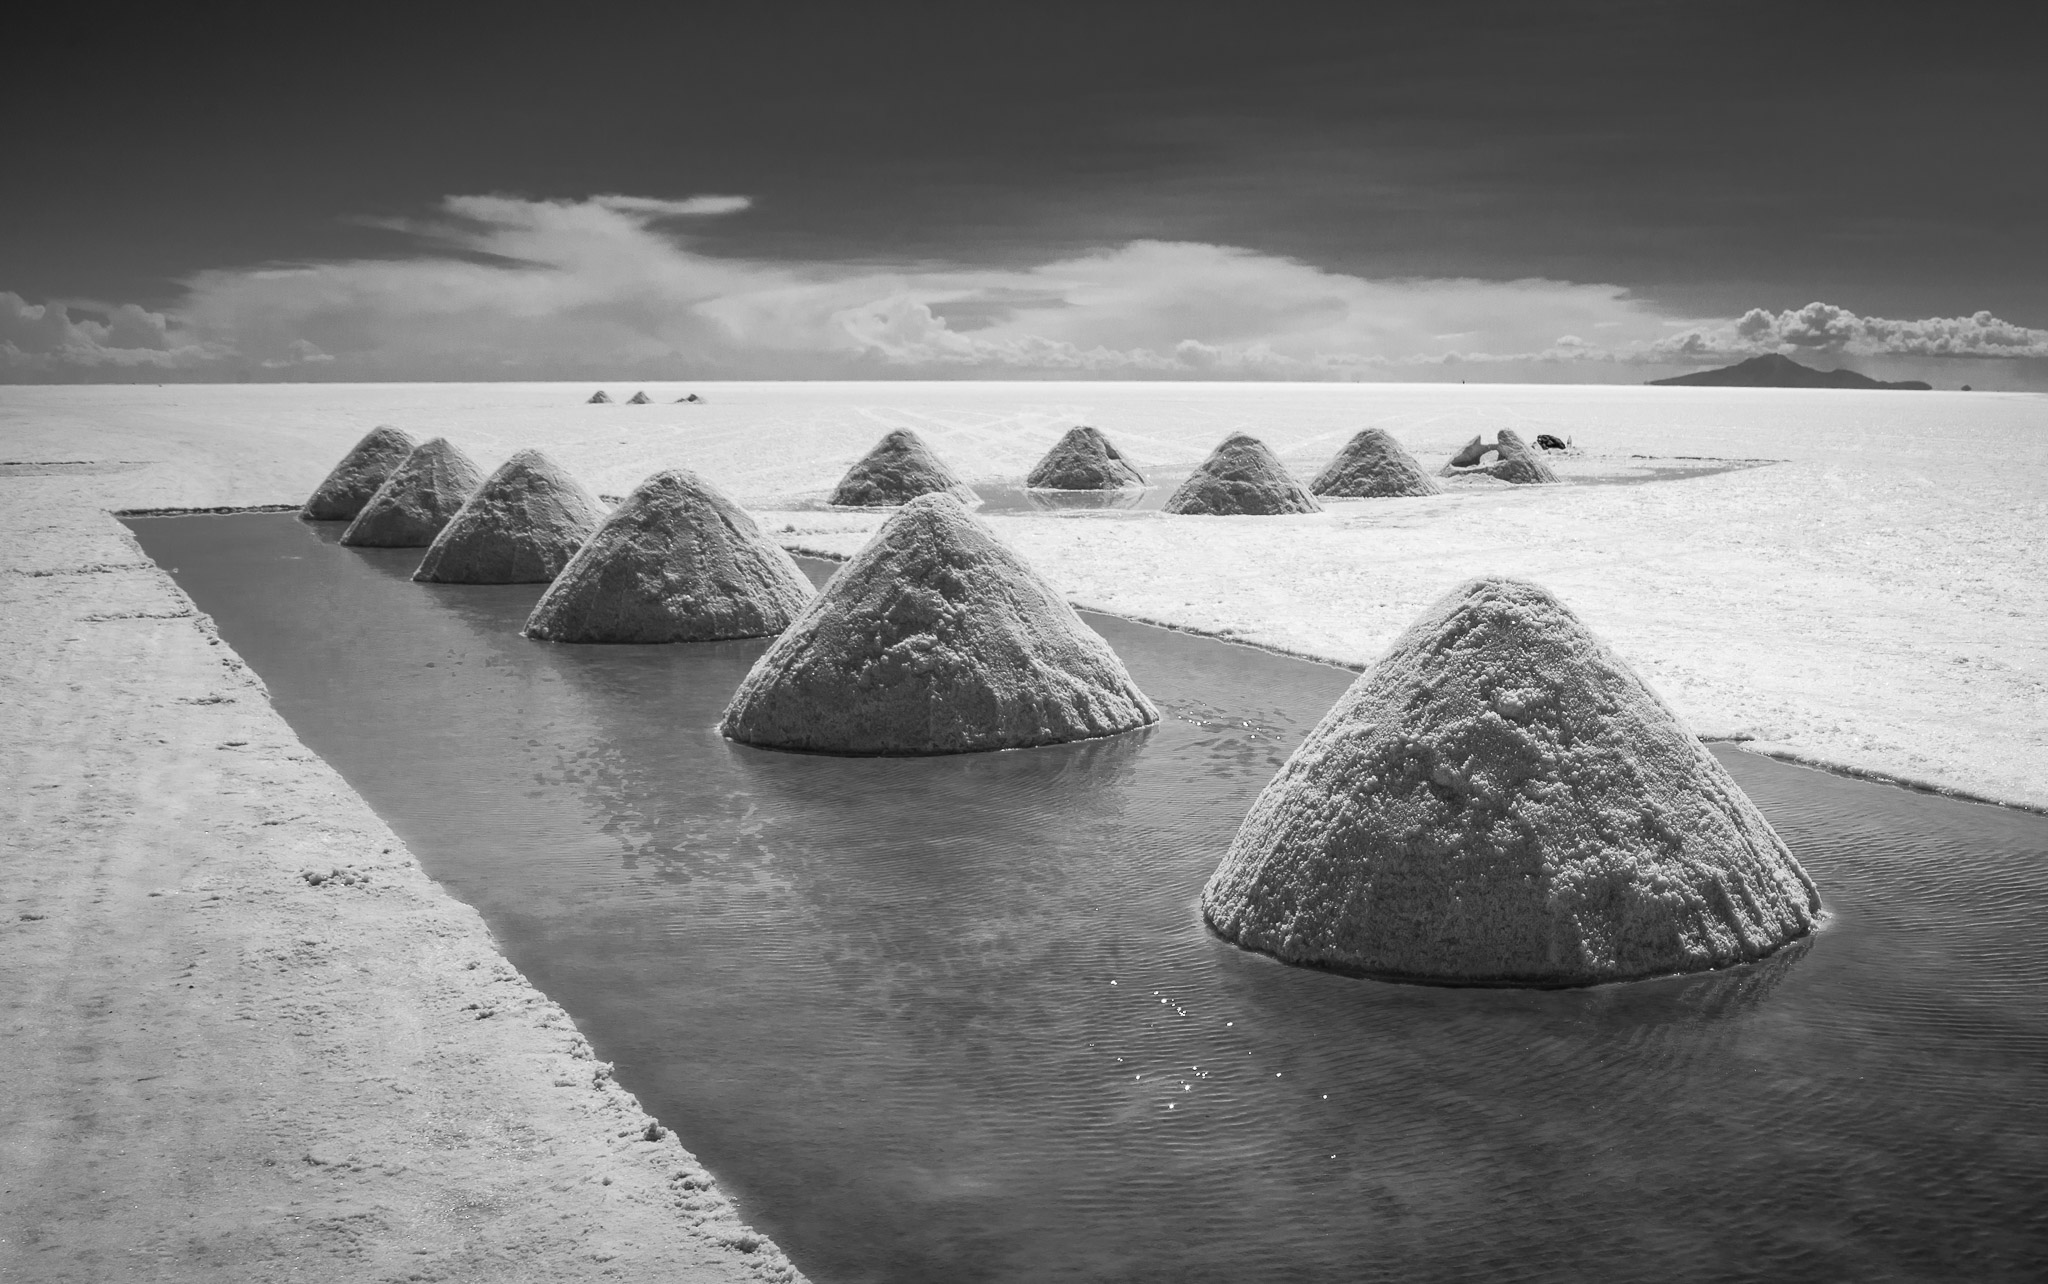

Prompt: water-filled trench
xmin=129 ymin=512 xmax=2048 ymax=1283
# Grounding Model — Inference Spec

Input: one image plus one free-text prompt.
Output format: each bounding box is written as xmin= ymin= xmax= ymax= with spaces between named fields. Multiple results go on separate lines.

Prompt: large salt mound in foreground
xmin=524 ymin=468 xmax=813 ymax=643
xmin=413 ymin=449 xmax=601 ymax=584
xmin=1164 ymin=433 xmax=1320 ymax=515
xmin=1310 ymin=428 xmax=1442 ymax=498
xmin=721 ymin=492 xmax=1158 ymax=754
xmin=301 ymin=425 xmax=419 ymax=520
xmin=828 ymin=428 xmax=977 ymax=507
xmin=1203 ymin=576 xmax=1821 ymax=986
xmin=1025 ymin=425 xmax=1146 ymax=490
xmin=340 ymin=437 xmax=484 ymax=548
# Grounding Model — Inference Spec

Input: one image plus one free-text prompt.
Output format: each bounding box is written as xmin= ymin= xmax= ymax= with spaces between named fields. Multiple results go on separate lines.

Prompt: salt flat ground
xmin=7 ymin=379 xmax=2041 ymax=810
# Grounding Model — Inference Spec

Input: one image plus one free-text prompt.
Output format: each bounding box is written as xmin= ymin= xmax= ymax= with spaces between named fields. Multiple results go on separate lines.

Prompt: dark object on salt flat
xmin=524 ymin=468 xmax=813 ymax=643
xmin=677 ymin=394 xmax=703 ymax=403
xmin=1535 ymin=434 xmax=1568 ymax=452
xmin=626 ymin=391 xmax=651 ymax=404
xmin=1203 ymin=576 xmax=1821 ymax=986
xmin=1648 ymin=352 xmax=1930 ymax=390
xmin=1025 ymin=426 xmax=1146 ymax=490
xmin=301 ymin=426 xmax=419 ymax=521
xmin=340 ymin=438 xmax=485 ymax=548
xmin=720 ymin=492 xmax=1158 ymax=754
xmin=1163 ymin=433 xmax=1320 ymax=515
xmin=1309 ymin=428 xmax=1442 ymax=498
xmin=588 ymin=390 xmax=612 ymax=404
xmin=413 ymin=449 xmax=604 ymax=584
xmin=828 ymin=428 xmax=977 ymax=507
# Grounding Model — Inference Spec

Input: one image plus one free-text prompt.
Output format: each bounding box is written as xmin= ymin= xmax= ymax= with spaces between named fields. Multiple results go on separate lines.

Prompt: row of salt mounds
xmin=1025 ymin=425 xmax=1146 ymax=490
xmin=1164 ymin=432 xmax=1320 ymax=515
xmin=341 ymin=438 xmax=485 ymax=548
xmin=829 ymin=429 xmax=977 ymax=507
xmin=1310 ymin=428 xmax=1443 ymax=498
xmin=302 ymin=426 xmax=419 ymax=520
xmin=526 ymin=469 xmax=813 ymax=642
xmin=1439 ymin=429 xmax=1560 ymax=485
xmin=414 ymin=449 xmax=604 ymax=584
xmin=1203 ymin=576 xmax=1820 ymax=987
xmin=721 ymin=493 xmax=1158 ymax=754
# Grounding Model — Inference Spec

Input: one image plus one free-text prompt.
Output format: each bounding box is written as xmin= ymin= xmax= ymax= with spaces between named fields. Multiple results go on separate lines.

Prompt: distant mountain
xmin=1648 ymin=353 xmax=1931 ymax=390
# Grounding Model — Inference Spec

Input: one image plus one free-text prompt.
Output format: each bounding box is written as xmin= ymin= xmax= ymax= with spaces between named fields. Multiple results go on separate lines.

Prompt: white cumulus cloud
xmin=5 ymin=194 xmax=2044 ymax=381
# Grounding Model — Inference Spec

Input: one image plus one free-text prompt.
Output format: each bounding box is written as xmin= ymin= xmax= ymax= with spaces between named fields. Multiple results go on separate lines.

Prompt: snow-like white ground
xmin=5 ymin=380 xmax=2043 ymax=809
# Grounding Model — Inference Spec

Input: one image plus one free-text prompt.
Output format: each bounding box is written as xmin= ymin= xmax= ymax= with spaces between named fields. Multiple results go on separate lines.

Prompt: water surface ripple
xmin=130 ymin=513 xmax=2048 ymax=1283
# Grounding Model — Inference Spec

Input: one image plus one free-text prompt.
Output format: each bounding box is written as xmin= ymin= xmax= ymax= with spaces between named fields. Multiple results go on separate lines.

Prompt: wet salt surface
xmin=130 ymin=512 xmax=2048 ymax=1283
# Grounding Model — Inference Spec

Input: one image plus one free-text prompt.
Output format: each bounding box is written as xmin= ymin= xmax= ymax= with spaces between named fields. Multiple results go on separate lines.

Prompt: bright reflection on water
xmin=130 ymin=513 xmax=2048 ymax=1284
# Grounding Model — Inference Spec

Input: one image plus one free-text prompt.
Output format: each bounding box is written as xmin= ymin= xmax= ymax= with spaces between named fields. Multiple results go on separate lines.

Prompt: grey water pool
xmin=128 ymin=512 xmax=2048 ymax=1283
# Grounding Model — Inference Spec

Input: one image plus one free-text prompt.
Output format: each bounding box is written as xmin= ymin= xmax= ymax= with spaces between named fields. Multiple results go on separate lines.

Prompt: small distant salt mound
xmin=1310 ymin=428 xmax=1442 ymax=498
xmin=413 ymin=449 xmax=603 ymax=583
xmin=301 ymin=425 xmax=419 ymax=521
xmin=588 ymin=390 xmax=612 ymax=404
xmin=626 ymin=391 xmax=651 ymax=404
xmin=1025 ymin=426 xmax=1146 ymax=490
xmin=676 ymin=394 xmax=703 ymax=403
xmin=720 ymin=492 xmax=1158 ymax=754
xmin=524 ymin=468 xmax=813 ymax=643
xmin=1203 ymin=576 xmax=1821 ymax=986
xmin=828 ymin=428 xmax=977 ymax=507
xmin=1163 ymin=433 xmax=1320 ymax=515
xmin=340 ymin=438 xmax=485 ymax=548
xmin=1439 ymin=429 xmax=1561 ymax=484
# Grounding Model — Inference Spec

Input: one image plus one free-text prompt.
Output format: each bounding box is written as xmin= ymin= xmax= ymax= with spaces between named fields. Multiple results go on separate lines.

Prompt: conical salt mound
xmin=1310 ymin=428 xmax=1443 ymax=498
xmin=413 ymin=449 xmax=603 ymax=583
xmin=340 ymin=438 xmax=485 ymax=548
xmin=588 ymin=390 xmax=612 ymax=404
xmin=524 ymin=468 xmax=814 ymax=643
xmin=626 ymin=390 xmax=651 ymax=404
xmin=1025 ymin=426 xmax=1146 ymax=490
xmin=828 ymin=429 xmax=976 ymax=507
xmin=1489 ymin=428 xmax=1560 ymax=484
xmin=301 ymin=425 xmax=419 ymax=520
xmin=721 ymin=493 xmax=1158 ymax=754
xmin=1203 ymin=577 xmax=1820 ymax=986
xmin=1163 ymin=433 xmax=1320 ymax=515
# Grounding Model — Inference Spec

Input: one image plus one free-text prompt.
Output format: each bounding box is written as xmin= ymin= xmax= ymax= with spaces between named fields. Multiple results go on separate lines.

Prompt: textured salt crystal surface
xmin=414 ymin=448 xmax=603 ymax=584
xmin=340 ymin=437 xmax=484 ymax=548
xmin=721 ymin=493 xmax=1157 ymax=753
xmin=1205 ymin=576 xmax=1820 ymax=984
xmin=828 ymin=428 xmax=977 ymax=507
xmin=1163 ymin=433 xmax=1320 ymax=515
xmin=1026 ymin=425 xmax=1146 ymax=490
xmin=526 ymin=468 xmax=813 ymax=642
xmin=301 ymin=425 xmax=418 ymax=521
xmin=1309 ymin=428 xmax=1443 ymax=498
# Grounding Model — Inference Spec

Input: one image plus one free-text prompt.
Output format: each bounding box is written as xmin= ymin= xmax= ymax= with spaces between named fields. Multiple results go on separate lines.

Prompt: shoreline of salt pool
xmin=3 ymin=491 xmax=804 ymax=1281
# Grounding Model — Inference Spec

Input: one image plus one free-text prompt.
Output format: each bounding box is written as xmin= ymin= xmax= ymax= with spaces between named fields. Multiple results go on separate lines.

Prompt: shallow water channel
xmin=131 ymin=512 xmax=2048 ymax=1283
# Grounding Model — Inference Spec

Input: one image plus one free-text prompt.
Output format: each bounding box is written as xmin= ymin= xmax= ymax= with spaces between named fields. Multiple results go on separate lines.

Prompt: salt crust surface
xmin=526 ymin=468 xmax=813 ymax=643
xmin=1026 ymin=424 xmax=1146 ymax=489
xmin=1204 ymin=576 xmax=1821 ymax=985
xmin=339 ymin=435 xmax=483 ymax=547
xmin=1164 ymin=431 xmax=1321 ymax=514
xmin=1310 ymin=427 xmax=1442 ymax=497
xmin=414 ymin=447 xmax=603 ymax=584
xmin=721 ymin=493 xmax=1158 ymax=753
xmin=5 ymin=379 xmax=2042 ymax=810
xmin=300 ymin=424 xmax=416 ymax=519
xmin=827 ymin=427 xmax=976 ymax=507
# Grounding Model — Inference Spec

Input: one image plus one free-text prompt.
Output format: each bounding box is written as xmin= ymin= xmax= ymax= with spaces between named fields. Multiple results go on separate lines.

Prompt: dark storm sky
xmin=9 ymin=1 xmax=2043 ymax=324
